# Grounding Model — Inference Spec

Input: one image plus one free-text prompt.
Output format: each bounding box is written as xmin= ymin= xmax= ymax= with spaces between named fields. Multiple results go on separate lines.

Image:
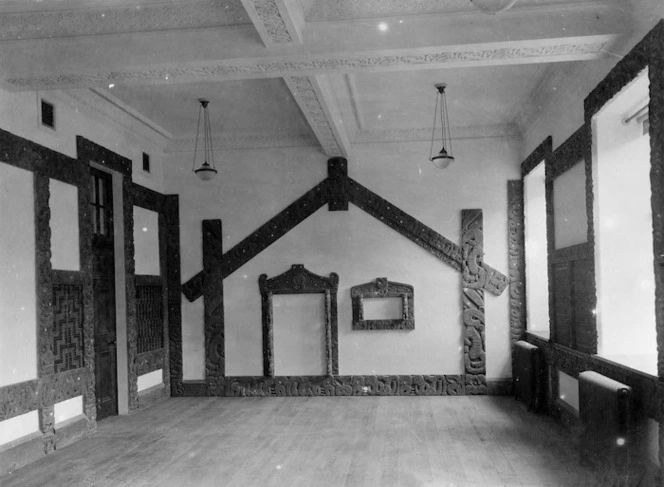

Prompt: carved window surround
xmin=259 ymin=264 xmax=339 ymax=377
xmin=351 ymin=278 xmax=414 ymax=330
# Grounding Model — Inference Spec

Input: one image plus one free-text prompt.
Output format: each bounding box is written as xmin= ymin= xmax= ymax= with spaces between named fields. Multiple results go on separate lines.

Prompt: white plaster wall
xmin=558 ymin=370 xmax=579 ymax=412
xmin=0 ymin=162 xmax=37 ymax=388
xmin=0 ymin=89 xmax=167 ymax=193
xmin=273 ymin=294 xmax=326 ymax=376
xmin=168 ymin=135 xmax=518 ymax=380
xmin=133 ymin=206 xmax=160 ymax=275
xmin=53 ymin=396 xmax=83 ymax=425
xmin=552 ymin=161 xmax=587 ymax=249
xmin=49 ymin=179 xmax=80 ymax=271
xmin=0 ymin=411 xmax=39 ymax=447
xmin=523 ymin=163 xmax=549 ymax=333
xmin=593 ymin=70 xmax=655 ymax=360
xmin=137 ymin=369 xmax=163 ymax=392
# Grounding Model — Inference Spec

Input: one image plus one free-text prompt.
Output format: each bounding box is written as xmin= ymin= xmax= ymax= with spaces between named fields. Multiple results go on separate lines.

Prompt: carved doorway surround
xmin=259 ymin=264 xmax=339 ymax=377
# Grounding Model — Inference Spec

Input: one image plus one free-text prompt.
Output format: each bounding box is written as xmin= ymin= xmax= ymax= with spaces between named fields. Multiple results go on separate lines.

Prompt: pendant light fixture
xmin=429 ymin=83 xmax=455 ymax=169
xmin=192 ymin=99 xmax=218 ymax=181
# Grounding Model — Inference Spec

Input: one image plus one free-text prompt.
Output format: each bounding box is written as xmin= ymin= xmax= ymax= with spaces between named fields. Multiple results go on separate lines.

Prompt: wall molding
xmin=0 ymin=0 xmax=249 ymax=41
xmin=4 ymin=36 xmax=617 ymax=91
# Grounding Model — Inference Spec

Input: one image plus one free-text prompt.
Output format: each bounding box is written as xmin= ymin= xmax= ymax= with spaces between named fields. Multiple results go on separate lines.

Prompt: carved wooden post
xmin=507 ymin=180 xmax=526 ymax=346
xmin=462 ymin=209 xmax=487 ymax=395
xmin=203 ymin=219 xmax=225 ymax=395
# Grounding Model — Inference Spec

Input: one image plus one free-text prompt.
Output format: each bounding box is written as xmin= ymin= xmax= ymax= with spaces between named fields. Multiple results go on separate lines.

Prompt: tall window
xmin=90 ymin=169 xmax=113 ymax=237
xmin=524 ymin=162 xmax=549 ymax=336
xmin=592 ymin=68 xmax=655 ymax=375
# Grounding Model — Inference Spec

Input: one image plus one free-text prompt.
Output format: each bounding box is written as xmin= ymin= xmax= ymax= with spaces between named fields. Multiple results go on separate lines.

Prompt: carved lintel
xmin=351 ymin=278 xmax=414 ymax=331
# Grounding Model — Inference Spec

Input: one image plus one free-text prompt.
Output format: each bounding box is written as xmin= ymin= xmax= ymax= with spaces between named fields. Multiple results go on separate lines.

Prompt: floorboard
xmin=0 ymin=396 xmax=652 ymax=486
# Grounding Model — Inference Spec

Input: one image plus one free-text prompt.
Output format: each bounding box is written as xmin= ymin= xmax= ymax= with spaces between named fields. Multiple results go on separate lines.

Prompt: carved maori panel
xmin=203 ymin=220 xmax=225 ymax=396
xmin=35 ymin=174 xmax=54 ymax=377
xmin=259 ymin=264 xmax=339 ymax=377
xmin=165 ymin=196 xmax=184 ymax=397
xmin=136 ymin=349 xmax=165 ymax=376
xmin=136 ymin=283 xmax=164 ymax=354
xmin=351 ymin=278 xmax=414 ymax=330
xmin=462 ymin=209 xmax=487 ymax=395
xmin=52 ymin=283 xmax=85 ymax=373
xmin=507 ymin=181 xmax=526 ymax=346
xmin=222 ymin=375 xmax=463 ymax=397
xmin=0 ymin=368 xmax=88 ymax=421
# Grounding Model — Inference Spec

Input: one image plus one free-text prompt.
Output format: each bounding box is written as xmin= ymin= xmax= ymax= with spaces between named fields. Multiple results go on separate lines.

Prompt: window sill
xmin=525 ymin=329 xmax=549 ymax=340
xmin=594 ymin=353 xmax=657 ymax=378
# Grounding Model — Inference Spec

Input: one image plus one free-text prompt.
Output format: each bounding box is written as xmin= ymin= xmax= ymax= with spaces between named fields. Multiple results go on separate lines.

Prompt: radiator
xmin=512 ymin=340 xmax=544 ymax=411
xmin=578 ymin=371 xmax=632 ymax=435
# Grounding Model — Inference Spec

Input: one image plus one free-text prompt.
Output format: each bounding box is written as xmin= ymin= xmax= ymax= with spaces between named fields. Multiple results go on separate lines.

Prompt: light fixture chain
xmin=192 ymin=103 xmax=203 ymax=172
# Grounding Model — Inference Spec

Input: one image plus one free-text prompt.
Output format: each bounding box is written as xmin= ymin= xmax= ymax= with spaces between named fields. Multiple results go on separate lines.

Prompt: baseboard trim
xmin=487 ymin=379 xmax=513 ymax=396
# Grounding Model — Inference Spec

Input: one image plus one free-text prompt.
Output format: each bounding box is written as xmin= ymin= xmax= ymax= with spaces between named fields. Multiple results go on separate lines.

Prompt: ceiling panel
xmin=107 ymin=78 xmax=315 ymax=138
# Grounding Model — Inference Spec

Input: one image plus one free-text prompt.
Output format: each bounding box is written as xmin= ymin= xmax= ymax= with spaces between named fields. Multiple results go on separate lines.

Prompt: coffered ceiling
xmin=0 ymin=0 xmax=644 ymax=158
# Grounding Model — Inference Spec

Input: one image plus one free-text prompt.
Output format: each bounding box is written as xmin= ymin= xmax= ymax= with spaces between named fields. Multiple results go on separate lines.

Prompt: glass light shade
xmin=194 ymin=162 xmax=217 ymax=181
xmin=430 ymin=148 xmax=455 ymax=169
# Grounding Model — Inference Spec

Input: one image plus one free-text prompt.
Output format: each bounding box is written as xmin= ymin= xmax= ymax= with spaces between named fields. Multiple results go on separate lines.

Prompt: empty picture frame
xmin=351 ymin=278 xmax=414 ymax=330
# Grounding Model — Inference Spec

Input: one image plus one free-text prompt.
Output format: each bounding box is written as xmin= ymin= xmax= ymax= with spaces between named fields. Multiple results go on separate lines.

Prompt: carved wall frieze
xmin=0 ymin=368 xmax=89 ymax=422
xmin=246 ymin=0 xmax=293 ymax=43
xmin=3 ymin=36 xmax=615 ymax=91
xmin=259 ymin=264 xmax=339 ymax=377
xmin=0 ymin=0 xmax=250 ymax=41
xmin=285 ymin=76 xmax=343 ymax=156
xmin=221 ymin=375 xmax=464 ymax=397
xmin=351 ymin=278 xmax=415 ymax=330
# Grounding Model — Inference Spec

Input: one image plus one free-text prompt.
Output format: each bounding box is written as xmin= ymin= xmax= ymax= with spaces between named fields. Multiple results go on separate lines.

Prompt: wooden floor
xmin=0 ymin=396 xmax=651 ymax=486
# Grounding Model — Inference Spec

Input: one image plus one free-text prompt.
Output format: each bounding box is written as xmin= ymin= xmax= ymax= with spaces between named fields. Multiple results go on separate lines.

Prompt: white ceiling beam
xmin=1 ymin=34 xmax=619 ymax=91
xmin=284 ymin=76 xmax=351 ymax=158
xmin=240 ymin=0 xmax=304 ymax=46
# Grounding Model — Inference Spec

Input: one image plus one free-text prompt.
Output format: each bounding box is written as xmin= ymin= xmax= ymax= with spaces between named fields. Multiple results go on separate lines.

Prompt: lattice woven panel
xmin=53 ymin=283 xmax=85 ymax=373
xmin=136 ymin=284 xmax=164 ymax=353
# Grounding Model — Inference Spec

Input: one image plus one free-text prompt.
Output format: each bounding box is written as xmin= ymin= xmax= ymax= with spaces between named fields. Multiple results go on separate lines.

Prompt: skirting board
xmin=487 ymin=379 xmax=514 ymax=396
xmin=183 ymin=375 xmax=465 ymax=397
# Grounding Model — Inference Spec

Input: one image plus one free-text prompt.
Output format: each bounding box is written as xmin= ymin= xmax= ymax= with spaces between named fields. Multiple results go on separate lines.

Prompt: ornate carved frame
xmin=129 ymin=183 xmax=181 ymax=407
xmin=0 ymin=128 xmax=94 ymax=466
xmin=259 ymin=264 xmax=339 ymax=377
xmin=351 ymin=278 xmax=414 ymax=330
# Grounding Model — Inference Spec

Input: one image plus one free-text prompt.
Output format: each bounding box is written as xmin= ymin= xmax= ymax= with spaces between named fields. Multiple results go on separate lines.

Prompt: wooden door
xmin=90 ymin=168 xmax=118 ymax=420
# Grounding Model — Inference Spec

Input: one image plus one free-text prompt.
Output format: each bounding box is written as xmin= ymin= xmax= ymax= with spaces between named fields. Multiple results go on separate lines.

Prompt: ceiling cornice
xmin=353 ymin=124 xmax=521 ymax=144
xmin=0 ymin=0 xmax=250 ymax=41
xmin=166 ymin=132 xmax=318 ymax=152
xmin=2 ymin=35 xmax=618 ymax=91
